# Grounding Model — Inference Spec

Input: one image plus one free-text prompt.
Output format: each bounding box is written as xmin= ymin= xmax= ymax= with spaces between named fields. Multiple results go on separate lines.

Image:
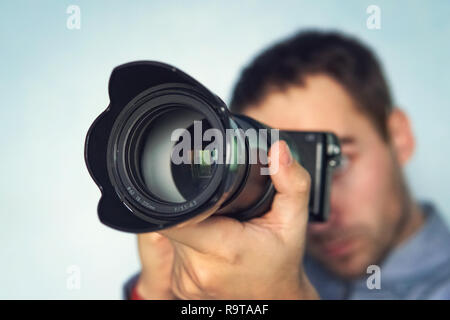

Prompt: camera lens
xmin=107 ymin=85 xmax=275 ymax=223
xmin=86 ymin=61 xmax=282 ymax=232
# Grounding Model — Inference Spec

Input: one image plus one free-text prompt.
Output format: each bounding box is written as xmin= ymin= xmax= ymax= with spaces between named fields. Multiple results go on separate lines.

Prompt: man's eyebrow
xmin=338 ymin=136 xmax=356 ymax=146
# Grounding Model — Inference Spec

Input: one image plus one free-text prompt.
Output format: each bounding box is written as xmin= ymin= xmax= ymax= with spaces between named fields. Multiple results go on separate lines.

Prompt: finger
xmin=259 ymin=140 xmax=311 ymax=231
xmin=138 ymin=232 xmax=173 ymax=251
xmin=138 ymin=232 xmax=168 ymax=244
xmin=137 ymin=233 xmax=174 ymax=265
xmin=158 ymin=216 xmax=243 ymax=255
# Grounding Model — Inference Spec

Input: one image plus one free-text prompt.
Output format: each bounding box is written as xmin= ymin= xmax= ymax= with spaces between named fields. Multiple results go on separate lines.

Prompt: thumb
xmin=257 ymin=140 xmax=311 ymax=235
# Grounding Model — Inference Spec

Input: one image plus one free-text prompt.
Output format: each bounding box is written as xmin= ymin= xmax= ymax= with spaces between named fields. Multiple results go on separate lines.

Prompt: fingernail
xmin=280 ymin=141 xmax=293 ymax=166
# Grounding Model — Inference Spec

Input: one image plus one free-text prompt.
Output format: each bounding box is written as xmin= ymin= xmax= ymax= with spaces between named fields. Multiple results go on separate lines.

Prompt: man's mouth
xmin=318 ymin=236 xmax=360 ymax=258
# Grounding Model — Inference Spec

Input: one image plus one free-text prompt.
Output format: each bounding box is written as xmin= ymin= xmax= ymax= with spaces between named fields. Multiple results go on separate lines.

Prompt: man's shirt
xmin=304 ymin=202 xmax=450 ymax=299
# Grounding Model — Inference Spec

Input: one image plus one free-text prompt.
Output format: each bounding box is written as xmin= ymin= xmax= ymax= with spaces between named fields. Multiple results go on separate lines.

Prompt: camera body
xmin=85 ymin=61 xmax=341 ymax=233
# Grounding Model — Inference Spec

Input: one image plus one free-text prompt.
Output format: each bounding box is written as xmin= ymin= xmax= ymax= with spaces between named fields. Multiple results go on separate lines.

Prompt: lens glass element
xmin=139 ymin=107 xmax=217 ymax=203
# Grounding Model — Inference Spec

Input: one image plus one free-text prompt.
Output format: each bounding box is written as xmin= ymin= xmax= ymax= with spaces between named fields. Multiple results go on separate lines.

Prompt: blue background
xmin=1 ymin=0 xmax=449 ymax=299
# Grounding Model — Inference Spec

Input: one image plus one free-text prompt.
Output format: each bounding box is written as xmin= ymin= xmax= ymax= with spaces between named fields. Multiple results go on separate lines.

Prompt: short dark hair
xmin=229 ymin=30 xmax=393 ymax=141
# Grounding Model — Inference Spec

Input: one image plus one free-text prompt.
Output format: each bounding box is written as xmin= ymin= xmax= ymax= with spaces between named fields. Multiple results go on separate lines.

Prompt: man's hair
xmin=229 ymin=30 xmax=393 ymax=141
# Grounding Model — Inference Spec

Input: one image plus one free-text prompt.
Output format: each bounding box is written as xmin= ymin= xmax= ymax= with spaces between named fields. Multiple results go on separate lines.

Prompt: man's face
xmin=244 ymin=74 xmax=408 ymax=279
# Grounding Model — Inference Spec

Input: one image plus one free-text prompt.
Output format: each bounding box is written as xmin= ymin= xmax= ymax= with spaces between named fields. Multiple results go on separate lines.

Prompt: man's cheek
xmin=351 ymin=154 xmax=391 ymax=204
xmin=351 ymin=154 xmax=400 ymax=234
xmin=329 ymin=157 xmax=389 ymax=236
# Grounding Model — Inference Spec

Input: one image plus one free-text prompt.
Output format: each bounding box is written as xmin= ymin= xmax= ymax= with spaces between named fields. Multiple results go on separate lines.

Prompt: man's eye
xmin=334 ymin=155 xmax=351 ymax=175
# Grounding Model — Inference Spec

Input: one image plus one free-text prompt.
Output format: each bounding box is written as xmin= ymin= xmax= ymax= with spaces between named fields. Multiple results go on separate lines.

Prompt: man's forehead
xmin=242 ymin=74 xmax=368 ymax=139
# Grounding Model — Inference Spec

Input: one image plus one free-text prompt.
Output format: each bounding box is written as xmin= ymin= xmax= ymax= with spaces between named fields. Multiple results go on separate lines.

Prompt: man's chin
xmin=324 ymin=259 xmax=369 ymax=279
xmin=311 ymin=246 xmax=375 ymax=279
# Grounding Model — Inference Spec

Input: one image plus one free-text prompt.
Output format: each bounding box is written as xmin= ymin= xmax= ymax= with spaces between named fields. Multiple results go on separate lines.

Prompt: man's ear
xmin=387 ymin=108 xmax=415 ymax=166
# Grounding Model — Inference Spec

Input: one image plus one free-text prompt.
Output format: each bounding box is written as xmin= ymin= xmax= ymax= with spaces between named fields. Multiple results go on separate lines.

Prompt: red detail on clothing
xmin=131 ymin=284 xmax=144 ymax=300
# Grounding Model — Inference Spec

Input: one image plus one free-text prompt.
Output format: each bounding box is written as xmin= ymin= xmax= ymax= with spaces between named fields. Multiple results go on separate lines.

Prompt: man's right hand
xmin=136 ymin=233 xmax=176 ymax=299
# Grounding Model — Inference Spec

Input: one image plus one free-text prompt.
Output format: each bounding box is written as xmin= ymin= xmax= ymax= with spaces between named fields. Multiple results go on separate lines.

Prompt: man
xmin=127 ymin=31 xmax=450 ymax=299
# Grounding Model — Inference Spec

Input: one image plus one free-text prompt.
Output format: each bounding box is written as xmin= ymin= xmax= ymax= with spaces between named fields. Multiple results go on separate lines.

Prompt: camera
xmin=84 ymin=61 xmax=341 ymax=233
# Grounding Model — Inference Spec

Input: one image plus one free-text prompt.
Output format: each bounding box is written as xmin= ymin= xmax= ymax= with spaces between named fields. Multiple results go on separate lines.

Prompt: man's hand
xmin=156 ymin=140 xmax=318 ymax=299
